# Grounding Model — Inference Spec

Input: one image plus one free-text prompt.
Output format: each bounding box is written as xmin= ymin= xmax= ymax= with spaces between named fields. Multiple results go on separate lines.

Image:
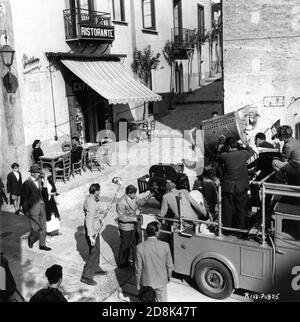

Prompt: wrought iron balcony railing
xmin=172 ymin=27 xmax=196 ymax=49
xmin=63 ymin=8 xmax=114 ymax=42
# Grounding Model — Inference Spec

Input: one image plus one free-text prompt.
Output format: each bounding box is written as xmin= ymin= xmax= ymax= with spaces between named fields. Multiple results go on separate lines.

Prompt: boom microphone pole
xmin=97 ymin=177 xmax=123 ymax=235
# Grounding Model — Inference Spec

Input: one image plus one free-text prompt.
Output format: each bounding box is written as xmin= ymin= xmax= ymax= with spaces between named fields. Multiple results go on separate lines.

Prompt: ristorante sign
xmin=79 ymin=24 xmax=115 ymax=41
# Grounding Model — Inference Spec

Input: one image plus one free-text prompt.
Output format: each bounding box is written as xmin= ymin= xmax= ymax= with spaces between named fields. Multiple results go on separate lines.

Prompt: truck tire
xmin=194 ymin=259 xmax=233 ymax=300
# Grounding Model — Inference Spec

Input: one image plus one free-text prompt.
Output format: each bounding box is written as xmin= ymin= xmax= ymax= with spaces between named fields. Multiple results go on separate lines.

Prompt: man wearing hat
xmin=30 ymin=264 xmax=67 ymax=302
xmin=20 ymin=165 xmax=51 ymax=251
xmin=217 ymin=137 xmax=254 ymax=230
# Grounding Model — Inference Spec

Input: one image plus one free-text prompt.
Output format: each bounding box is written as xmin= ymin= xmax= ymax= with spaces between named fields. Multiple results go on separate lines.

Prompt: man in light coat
xmin=135 ymin=221 xmax=174 ymax=302
xmin=160 ymin=181 xmax=208 ymax=229
xmin=80 ymin=183 xmax=109 ymax=286
xmin=116 ymin=185 xmax=154 ymax=268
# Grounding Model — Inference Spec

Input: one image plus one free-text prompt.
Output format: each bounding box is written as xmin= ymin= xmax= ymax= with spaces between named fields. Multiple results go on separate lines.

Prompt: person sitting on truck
xmin=217 ymin=137 xmax=254 ymax=231
xmin=254 ymin=132 xmax=274 ymax=149
xmin=160 ymin=182 xmax=208 ymax=230
xmin=249 ymin=132 xmax=279 ymax=202
xmin=193 ymin=169 xmax=218 ymax=215
xmin=272 ymin=126 xmax=300 ymax=186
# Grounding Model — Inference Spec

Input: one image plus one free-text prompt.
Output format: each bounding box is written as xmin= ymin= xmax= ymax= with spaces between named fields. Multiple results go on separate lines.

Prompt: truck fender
xmin=190 ymin=252 xmax=239 ymax=289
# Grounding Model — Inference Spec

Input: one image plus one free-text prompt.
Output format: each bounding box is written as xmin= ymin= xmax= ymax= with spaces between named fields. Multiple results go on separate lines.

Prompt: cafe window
xmin=142 ymin=0 xmax=156 ymax=30
xmin=113 ymin=0 xmax=125 ymax=22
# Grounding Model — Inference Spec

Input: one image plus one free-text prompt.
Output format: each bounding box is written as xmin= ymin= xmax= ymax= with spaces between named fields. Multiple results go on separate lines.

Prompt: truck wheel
xmin=194 ymin=259 xmax=233 ymax=300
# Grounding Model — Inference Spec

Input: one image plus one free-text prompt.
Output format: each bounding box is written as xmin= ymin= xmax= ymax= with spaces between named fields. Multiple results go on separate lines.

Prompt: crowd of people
xmin=1 ymin=124 xmax=300 ymax=302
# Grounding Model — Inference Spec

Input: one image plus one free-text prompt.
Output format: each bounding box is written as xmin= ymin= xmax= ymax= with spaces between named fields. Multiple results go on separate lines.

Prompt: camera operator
xmin=116 ymin=185 xmax=155 ymax=268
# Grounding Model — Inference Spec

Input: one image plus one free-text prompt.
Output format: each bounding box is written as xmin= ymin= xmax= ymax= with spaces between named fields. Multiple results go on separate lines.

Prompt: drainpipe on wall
xmin=130 ymin=0 xmax=137 ymax=55
xmin=48 ymin=63 xmax=58 ymax=141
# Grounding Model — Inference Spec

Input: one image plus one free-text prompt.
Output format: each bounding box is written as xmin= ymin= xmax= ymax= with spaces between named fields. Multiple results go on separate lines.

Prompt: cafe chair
xmin=97 ymin=144 xmax=112 ymax=167
xmin=147 ymin=120 xmax=156 ymax=142
xmin=81 ymin=149 xmax=88 ymax=172
xmin=62 ymin=141 xmax=72 ymax=152
xmin=54 ymin=152 xmax=71 ymax=183
xmin=30 ymin=153 xmax=35 ymax=165
xmin=88 ymin=147 xmax=103 ymax=172
xmin=71 ymin=150 xmax=83 ymax=177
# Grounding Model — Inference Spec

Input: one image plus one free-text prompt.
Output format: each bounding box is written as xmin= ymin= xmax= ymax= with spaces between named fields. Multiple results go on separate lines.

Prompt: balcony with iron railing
xmin=172 ymin=27 xmax=196 ymax=59
xmin=63 ymin=8 xmax=115 ymax=43
xmin=172 ymin=27 xmax=195 ymax=49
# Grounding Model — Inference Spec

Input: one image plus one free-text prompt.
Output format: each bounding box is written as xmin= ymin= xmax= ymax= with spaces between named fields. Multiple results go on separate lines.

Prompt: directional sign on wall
xmin=263 ymin=96 xmax=285 ymax=107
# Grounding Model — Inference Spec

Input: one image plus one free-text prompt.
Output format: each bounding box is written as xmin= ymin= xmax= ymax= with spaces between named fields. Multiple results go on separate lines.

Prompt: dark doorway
xmin=75 ymin=90 xmax=107 ymax=143
xmin=175 ymin=62 xmax=183 ymax=94
xmin=295 ymin=122 xmax=300 ymax=140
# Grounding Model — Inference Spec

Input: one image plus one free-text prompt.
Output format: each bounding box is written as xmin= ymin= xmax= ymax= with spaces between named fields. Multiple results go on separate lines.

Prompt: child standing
xmin=7 ymin=163 xmax=23 ymax=215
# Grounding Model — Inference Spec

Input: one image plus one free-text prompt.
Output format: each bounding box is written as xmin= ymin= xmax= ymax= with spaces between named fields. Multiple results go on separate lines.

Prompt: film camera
xmin=137 ymin=163 xmax=190 ymax=203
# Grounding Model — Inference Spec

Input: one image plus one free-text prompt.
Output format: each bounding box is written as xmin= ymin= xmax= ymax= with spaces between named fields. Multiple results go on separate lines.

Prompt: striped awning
xmin=61 ymin=59 xmax=162 ymax=105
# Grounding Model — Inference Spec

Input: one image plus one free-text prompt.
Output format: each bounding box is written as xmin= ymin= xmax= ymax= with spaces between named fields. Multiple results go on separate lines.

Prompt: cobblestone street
xmin=0 ymin=79 xmax=227 ymax=302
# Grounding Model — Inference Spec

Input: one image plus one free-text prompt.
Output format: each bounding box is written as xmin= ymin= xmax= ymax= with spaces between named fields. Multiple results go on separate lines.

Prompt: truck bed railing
xmin=147 ymin=174 xmax=300 ymax=247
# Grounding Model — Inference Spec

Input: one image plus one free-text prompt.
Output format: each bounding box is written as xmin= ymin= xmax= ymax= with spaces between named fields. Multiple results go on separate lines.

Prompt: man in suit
xmin=20 ymin=165 xmax=51 ymax=251
xmin=135 ymin=221 xmax=174 ymax=302
xmin=160 ymin=181 xmax=208 ymax=229
xmin=217 ymin=137 xmax=254 ymax=229
xmin=7 ymin=163 xmax=23 ymax=215
xmin=116 ymin=185 xmax=154 ymax=268
xmin=80 ymin=183 xmax=108 ymax=286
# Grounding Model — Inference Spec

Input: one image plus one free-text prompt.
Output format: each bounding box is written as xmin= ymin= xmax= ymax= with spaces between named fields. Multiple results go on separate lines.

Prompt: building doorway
xmin=295 ymin=122 xmax=300 ymax=140
xmin=175 ymin=62 xmax=183 ymax=94
xmin=66 ymin=78 xmax=112 ymax=143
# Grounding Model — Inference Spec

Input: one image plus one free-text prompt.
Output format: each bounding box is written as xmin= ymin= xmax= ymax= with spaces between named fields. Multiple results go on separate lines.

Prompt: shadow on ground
xmin=0 ymin=211 xmax=31 ymax=301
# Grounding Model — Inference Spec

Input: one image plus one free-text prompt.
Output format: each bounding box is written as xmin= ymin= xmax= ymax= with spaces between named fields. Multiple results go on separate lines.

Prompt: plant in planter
xmin=131 ymin=46 xmax=161 ymax=119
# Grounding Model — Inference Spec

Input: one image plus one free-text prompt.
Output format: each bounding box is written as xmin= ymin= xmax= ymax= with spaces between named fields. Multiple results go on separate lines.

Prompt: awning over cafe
xmin=60 ymin=59 xmax=162 ymax=105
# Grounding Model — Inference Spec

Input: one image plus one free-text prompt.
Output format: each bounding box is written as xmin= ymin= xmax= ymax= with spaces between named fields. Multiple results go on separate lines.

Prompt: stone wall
xmin=223 ymin=0 xmax=300 ymax=137
xmin=0 ymin=0 xmax=28 ymax=181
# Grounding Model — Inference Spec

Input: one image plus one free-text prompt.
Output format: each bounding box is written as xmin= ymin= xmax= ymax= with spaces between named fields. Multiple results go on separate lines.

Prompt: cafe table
xmin=39 ymin=151 xmax=69 ymax=184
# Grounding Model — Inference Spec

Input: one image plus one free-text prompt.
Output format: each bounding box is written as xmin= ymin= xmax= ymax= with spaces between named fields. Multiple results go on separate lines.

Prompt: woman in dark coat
xmin=32 ymin=139 xmax=44 ymax=164
xmin=41 ymin=169 xmax=61 ymax=241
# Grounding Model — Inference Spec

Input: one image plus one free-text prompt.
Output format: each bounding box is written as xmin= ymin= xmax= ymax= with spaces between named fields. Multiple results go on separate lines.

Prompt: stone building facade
xmin=0 ymin=0 xmax=214 ymax=179
xmin=223 ymin=0 xmax=300 ymax=141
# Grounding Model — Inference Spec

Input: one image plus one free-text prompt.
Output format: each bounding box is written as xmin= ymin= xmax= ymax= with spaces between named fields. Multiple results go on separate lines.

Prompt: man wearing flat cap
xmin=30 ymin=265 xmax=67 ymax=302
xmin=20 ymin=165 xmax=51 ymax=251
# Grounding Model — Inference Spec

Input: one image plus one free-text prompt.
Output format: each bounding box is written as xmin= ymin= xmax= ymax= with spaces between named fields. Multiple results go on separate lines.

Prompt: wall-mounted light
xmin=0 ymin=32 xmax=18 ymax=94
xmin=0 ymin=44 xmax=15 ymax=68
